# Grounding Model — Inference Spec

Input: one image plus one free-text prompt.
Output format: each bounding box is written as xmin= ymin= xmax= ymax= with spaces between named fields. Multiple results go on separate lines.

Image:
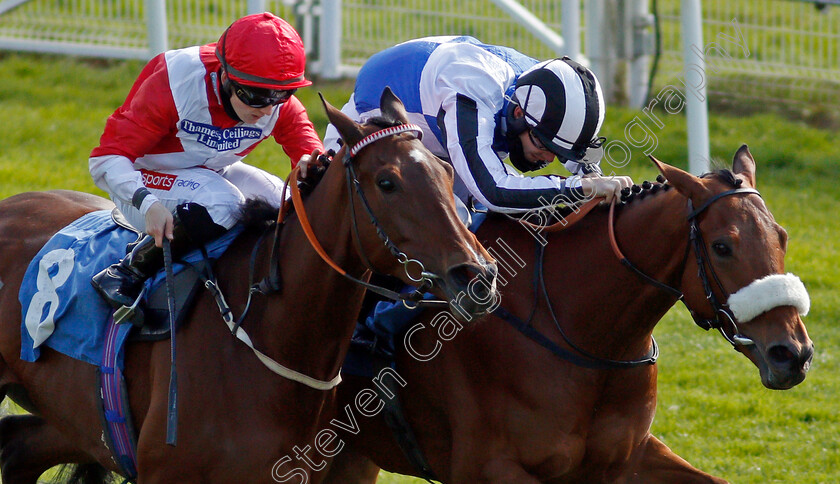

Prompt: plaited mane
xmin=619 ymin=174 xmax=672 ymax=205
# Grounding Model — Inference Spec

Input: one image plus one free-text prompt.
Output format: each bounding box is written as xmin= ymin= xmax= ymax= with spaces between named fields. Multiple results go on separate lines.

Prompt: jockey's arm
xmin=89 ymin=54 xmax=177 ymax=234
xmin=270 ymin=96 xmax=323 ymax=169
xmin=440 ymin=93 xmax=586 ymax=213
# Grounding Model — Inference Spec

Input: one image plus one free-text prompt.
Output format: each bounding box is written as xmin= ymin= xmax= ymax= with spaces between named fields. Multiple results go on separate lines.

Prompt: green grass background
xmin=0 ymin=52 xmax=838 ymax=483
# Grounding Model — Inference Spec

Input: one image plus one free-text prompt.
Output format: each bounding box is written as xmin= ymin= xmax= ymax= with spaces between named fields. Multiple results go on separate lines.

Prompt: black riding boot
xmin=91 ymin=203 xmax=227 ymax=314
xmin=91 ymin=234 xmax=162 ymax=310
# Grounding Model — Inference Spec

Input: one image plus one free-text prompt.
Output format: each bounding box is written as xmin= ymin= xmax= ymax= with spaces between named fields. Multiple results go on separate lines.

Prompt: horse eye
xmin=712 ymin=242 xmax=732 ymax=257
xmin=377 ymin=178 xmax=397 ymax=193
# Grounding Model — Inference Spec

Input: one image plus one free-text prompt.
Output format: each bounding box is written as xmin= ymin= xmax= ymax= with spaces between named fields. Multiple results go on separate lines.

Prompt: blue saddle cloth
xmin=19 ymin=210 xmax=241 ymax=369
xmin=343 ymin=210 xmax=488 ymax=377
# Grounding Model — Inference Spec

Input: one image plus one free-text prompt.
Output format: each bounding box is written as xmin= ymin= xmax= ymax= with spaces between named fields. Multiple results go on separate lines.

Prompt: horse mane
xmin=618 ymin=168 xmax=741 ymax=207
xmin=237 ymin=198 xmax=279 ymax=231
xmin=619 ymin=174 xmax=672 ymax=206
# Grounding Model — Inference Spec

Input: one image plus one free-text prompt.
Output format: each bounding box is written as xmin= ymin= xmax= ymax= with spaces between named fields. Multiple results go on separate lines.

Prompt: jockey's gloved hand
xmin=298 ymin=148 xmax=332 ymax=179
xmin=297 ymin=149 xmax=333 ymax=195
xmin=581 ymin=175 xmax=634 ymax=204
xmin=144 ymin=201 xmax=175 ymax=247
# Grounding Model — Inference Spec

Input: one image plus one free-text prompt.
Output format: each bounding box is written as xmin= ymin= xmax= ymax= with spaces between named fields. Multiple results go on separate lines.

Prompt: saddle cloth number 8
xmin=25 ymin=248 xmax=76 ymax=348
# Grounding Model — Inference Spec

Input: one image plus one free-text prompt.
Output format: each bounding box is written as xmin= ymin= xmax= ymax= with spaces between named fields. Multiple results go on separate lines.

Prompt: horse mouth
xmin=439 ymin=261 xmax=499 ymax=321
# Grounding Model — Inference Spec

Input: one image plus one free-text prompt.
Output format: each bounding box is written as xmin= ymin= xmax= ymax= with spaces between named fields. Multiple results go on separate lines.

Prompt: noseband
xmin=610 ymin=187 xmax=761 ymax=348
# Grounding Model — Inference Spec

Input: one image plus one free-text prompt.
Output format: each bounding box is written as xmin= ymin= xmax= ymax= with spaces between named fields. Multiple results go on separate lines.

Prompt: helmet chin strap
xmin=217 ymin=70 xmax=242 ymax=122
xmin=503 ymin=95 xmax=529 ymax=137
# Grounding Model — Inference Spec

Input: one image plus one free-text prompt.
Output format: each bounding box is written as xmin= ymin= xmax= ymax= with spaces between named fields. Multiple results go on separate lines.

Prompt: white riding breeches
xmin=113 ymin=162 xmax=286 ymax=232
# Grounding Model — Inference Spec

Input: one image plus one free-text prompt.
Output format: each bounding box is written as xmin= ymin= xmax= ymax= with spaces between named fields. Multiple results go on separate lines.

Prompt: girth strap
xmin=493 ymin=306 xmax=659 ymax=370
xmin=372 ymin=359 xmax=439 ymax=483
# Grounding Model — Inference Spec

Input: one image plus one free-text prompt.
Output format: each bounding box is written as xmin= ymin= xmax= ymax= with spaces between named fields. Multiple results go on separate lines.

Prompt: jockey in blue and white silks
xmin=323 ymin=36 xmax=633 ymax=215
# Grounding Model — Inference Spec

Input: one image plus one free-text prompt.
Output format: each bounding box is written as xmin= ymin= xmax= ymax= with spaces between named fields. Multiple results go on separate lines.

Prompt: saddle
xmin=111 ymin=208 xmax=208 ymax=340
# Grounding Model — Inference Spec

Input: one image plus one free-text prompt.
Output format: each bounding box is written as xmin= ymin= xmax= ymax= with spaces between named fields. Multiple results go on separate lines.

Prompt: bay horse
xmin=320 ymin=146 xmax=813 ymax=484
xmin=0 ymin=89 xmax=497 ymax=483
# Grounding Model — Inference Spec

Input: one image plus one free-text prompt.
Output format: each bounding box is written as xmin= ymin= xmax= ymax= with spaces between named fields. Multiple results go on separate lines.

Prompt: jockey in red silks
xmin=89 ymin=12 xmax=324 ymax=314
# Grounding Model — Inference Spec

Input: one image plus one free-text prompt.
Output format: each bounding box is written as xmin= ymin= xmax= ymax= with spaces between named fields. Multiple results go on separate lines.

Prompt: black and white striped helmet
xmin=512 ymin=57 xmax=605 ymax=162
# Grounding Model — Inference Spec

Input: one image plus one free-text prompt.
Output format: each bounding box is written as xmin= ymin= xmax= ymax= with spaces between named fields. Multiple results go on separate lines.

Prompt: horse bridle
xmin=284 ymin=123 xmax=442 ymax=303
xmin=341 ymin=125 xmax=444 ymax=292
xmin=610 ymin=187 xmax=762 ymax=348
xmin=214 ymin=124 xmax=445 ymax=391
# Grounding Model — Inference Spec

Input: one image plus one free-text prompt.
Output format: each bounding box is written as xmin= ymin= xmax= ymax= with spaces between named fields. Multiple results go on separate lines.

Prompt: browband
xmin=349 ymin=124 xmax=423 ymax=157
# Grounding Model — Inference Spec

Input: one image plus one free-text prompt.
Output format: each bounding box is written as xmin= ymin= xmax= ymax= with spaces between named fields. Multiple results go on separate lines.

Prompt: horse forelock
xmin=700 ymin=169 xmax=742 ymax=188
xmin=364 ymin=114 xmax=403 ymax=130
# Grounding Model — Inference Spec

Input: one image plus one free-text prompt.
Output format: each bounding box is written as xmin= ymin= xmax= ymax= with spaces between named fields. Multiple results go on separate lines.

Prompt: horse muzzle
xmin=735 ymin=310 xmax=814 ymax=390
xmin=726 ymin=273 xmax=813 ymax=389
xmin=749 ymin=336 xmax=814 ymax=390
xmin=438 ymin=260 xmax=499 ymax=321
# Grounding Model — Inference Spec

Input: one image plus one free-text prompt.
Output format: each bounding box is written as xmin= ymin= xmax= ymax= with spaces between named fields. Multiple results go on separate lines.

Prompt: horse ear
xmin=379 ymin=87 xmax=411 ymax=124
xmin=320 ymin=92 xmax=365 ymax=148
xmin=732 ymin=144 xmax=757 ymax=188
xmin=649 ymin=154 xmax=708 ymax=199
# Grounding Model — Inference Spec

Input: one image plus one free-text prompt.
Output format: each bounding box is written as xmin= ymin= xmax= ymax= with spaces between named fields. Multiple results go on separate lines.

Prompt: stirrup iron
xmin=114 ymin=285 xmax=147 ymax=325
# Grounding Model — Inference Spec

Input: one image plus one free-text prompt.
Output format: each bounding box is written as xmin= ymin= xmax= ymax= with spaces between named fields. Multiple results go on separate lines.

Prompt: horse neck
xmin=536 ymin=190 xmax=690 ymax=359
xmin=613 ymin=189 xmax=690 ymax=315
xmin=259 ymin=163 xmax=371 ymax=382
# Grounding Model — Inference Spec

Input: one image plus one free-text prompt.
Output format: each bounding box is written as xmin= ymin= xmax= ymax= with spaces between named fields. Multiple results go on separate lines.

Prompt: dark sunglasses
xmin=230 ymin=79 xmax=296 ymax=108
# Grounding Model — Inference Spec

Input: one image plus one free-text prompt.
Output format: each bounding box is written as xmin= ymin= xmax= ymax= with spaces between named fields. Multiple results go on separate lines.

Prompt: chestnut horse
xmin=321 ymin=146 xmax=813 ymax=483
xmin=0 ymin=90 xmax=497 ymax=483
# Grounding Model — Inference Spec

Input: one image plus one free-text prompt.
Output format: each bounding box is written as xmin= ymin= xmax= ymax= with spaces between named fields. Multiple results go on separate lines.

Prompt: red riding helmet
xmin=215 ymin=12 xmax=312 ymax=90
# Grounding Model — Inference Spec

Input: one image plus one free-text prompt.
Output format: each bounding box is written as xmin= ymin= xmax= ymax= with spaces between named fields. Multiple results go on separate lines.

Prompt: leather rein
xmin=493 ymin=197 xmax=660 ymax=370
xmin=280 ymin=123 xmax=442 ymax=301
xmin=608 ymin=187 xmax=761 ymax=348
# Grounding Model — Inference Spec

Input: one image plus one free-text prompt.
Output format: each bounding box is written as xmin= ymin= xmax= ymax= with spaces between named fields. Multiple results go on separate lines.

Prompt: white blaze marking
xmin=409 ymin=148 xmax=428 ymax=164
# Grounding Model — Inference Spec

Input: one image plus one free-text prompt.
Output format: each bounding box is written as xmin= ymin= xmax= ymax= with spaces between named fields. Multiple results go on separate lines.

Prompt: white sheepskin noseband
xmin=727 ymin=273 xmax=810 ymax=322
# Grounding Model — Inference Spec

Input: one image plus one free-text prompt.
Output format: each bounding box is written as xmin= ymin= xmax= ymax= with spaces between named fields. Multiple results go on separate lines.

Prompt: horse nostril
xmin=767 ymin=345 xmax=795 ymax=367
xmin=767 ymin=343 xmax=814 ymax=374
xmin=447 ymin=263 xmax=495 ymax=302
